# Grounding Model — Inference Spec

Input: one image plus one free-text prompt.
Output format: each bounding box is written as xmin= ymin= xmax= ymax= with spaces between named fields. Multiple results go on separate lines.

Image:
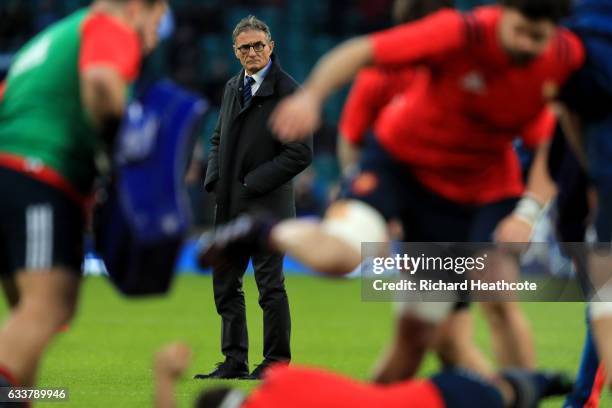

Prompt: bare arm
xmin=270 ymin=37 xmax=373 ymax=141
xmin=303 ymin=37 xmax=374 ymax=103
xmin=495 ymin=105 xmax=560 ymax=243
xmin=372 ymin=314 xmax=435 ymax=383
xmin=154 ymin=343 xmax=192 ymax=408
xmin=270 ymin=9 xmax=464 ymax=141
xmin=80 ymin=66 xmax=127 ymax=129
xmin=80 ymin=66 xmax=128 ymax=152
xmin=524 ymin=141 xmax=557 ymax=205
xmin=494 ymin=142 xmax=557 ymax=243
xmin=298 ymin=8 xmax=462 ymax=106
xmin=337 ymin=136 xmax=362 ymax=176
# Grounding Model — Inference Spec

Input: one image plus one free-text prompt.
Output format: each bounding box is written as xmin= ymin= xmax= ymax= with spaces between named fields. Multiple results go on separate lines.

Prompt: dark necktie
xmin=243 ymin=76 xmax=255 ymax=107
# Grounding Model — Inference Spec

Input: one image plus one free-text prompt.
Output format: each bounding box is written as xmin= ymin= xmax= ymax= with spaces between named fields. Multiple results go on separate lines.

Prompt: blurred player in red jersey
xmin=0 ymin=0 xmax=167 ymax=392
xmin=339 ymin=0 xmax=514 ymax=381
xmin=153 ymin=342 xmax=572 ymax=408
xmin=264 ymin=0 xmax=584 ymax=383
xmin=198 ymin=365 xmax=571 ymax=408
xmin=336 ymin=0 xmax=561 ymax=381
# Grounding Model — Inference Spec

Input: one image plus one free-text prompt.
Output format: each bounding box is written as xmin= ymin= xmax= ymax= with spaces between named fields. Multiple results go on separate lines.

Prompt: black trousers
xmin=212 ymin=247 xmax=291 ymax=365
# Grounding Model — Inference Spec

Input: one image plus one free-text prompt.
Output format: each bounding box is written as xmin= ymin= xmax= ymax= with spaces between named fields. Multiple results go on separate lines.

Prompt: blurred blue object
xmin=94 ymin=80 xmax=207 ymax=296
xmin=158 ymin=8 xmax=175 ymax=41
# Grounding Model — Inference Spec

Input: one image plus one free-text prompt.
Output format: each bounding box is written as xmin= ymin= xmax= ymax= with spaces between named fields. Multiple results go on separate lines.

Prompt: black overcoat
xmin=204 ymin=55 xmax=313 ymax=224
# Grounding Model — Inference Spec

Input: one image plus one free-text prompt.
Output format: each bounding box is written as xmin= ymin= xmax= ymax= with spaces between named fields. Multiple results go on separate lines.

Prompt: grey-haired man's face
xmin=234 ymin=30 xmax=274 ymax=75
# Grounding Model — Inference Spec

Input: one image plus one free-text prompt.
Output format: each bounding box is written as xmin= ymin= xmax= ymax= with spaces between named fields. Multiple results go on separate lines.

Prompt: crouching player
xmin=0 ymin=0 xmax=167 ymax=392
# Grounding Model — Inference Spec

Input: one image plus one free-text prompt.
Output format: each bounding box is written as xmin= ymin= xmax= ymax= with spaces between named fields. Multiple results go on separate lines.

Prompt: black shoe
xmin=243 ymin=360 xmax=285 ymax=380
xmin=501 ymin=369 xmax=574 ymax=408
xmin=534 ymin=370 xmax=574 ymax=397
xmin=197 ymin=214 xmax=277 ymax=268
xmin=193 ymin=359 xmax=249 ymax=380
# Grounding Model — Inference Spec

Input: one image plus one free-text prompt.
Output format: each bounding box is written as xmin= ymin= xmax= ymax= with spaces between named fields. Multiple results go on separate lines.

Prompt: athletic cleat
xmin=501 ymin=369 xmax=574 ymax=408
xmin=535 ymin=371 xmax=574 ymax=398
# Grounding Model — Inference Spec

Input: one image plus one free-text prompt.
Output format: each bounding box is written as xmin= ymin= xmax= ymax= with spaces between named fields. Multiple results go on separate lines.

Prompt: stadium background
xmin=0 ymin=1 xmax=603 ymax=407
xmin=0 ymin=0 xmax=495 ymax=229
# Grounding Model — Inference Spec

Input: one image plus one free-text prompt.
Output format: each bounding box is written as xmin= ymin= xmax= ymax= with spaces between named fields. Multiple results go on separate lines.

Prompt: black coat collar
xmin=232 ymin=54 xmax=279 ymax=99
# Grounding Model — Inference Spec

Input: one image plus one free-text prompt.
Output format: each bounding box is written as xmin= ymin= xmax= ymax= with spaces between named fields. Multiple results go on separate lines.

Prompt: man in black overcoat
xmin=196 ymin=15 xmax=313 ymax=380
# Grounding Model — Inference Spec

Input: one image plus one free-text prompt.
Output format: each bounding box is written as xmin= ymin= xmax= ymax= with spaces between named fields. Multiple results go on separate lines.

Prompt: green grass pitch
xmin=6 ymin=275 xmax=606 ymax=407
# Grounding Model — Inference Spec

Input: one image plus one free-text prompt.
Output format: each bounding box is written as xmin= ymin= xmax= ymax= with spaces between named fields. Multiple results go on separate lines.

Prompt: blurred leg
xmin=433 ymin=308 xmax=495 ymax=378
xmin=481 ymin=300 xmax=536 ymax=370
xmin=271 ymin=200 xmax=388 ymax=276
xmin=471 ymin=200 xmax=536 ymax=370
xmin=271 ymin=219 xmax=361 ymax=276
xmin=0 ymin=269 xmax=80 ymax=385
xmin=372 ymin=311 xmax=436 ymax=384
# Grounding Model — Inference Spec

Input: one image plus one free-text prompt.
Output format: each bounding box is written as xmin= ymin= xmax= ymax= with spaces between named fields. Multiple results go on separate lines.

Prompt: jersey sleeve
xmin=369 ymin=9 xmax=466 ymax=68
xmin=338 ymin=69 xmax=388 ymax=145
xmin=79 ymin=13 xmax=141 ymax=82
xmin=0 ymin=81 xmax=5 ymax=102
xmin=521 ymin=108 xmax=556 ymax=148
xmin=564 ymin=29 xmax=586 ymax=72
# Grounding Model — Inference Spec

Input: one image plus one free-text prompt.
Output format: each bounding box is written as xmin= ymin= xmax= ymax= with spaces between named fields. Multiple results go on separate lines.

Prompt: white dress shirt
xmin=244 ymin=58 xmax=272 ymax=96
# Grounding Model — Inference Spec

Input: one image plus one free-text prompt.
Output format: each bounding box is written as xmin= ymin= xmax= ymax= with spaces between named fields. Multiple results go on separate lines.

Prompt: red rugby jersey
xmin=243 ymin=365 xmax=446 ymax=408
xmin=79 ymin=12 xmax=141 ymax=82
xmin=369 ymin=6 xmax=583 ymax=204
xmin=339 ymin=67 xmax=422 ymax=145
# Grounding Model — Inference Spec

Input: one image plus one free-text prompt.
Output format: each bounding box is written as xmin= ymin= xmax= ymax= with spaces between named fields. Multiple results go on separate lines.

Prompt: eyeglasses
xmin=235 ymin=42 xmax=267 ymax=55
